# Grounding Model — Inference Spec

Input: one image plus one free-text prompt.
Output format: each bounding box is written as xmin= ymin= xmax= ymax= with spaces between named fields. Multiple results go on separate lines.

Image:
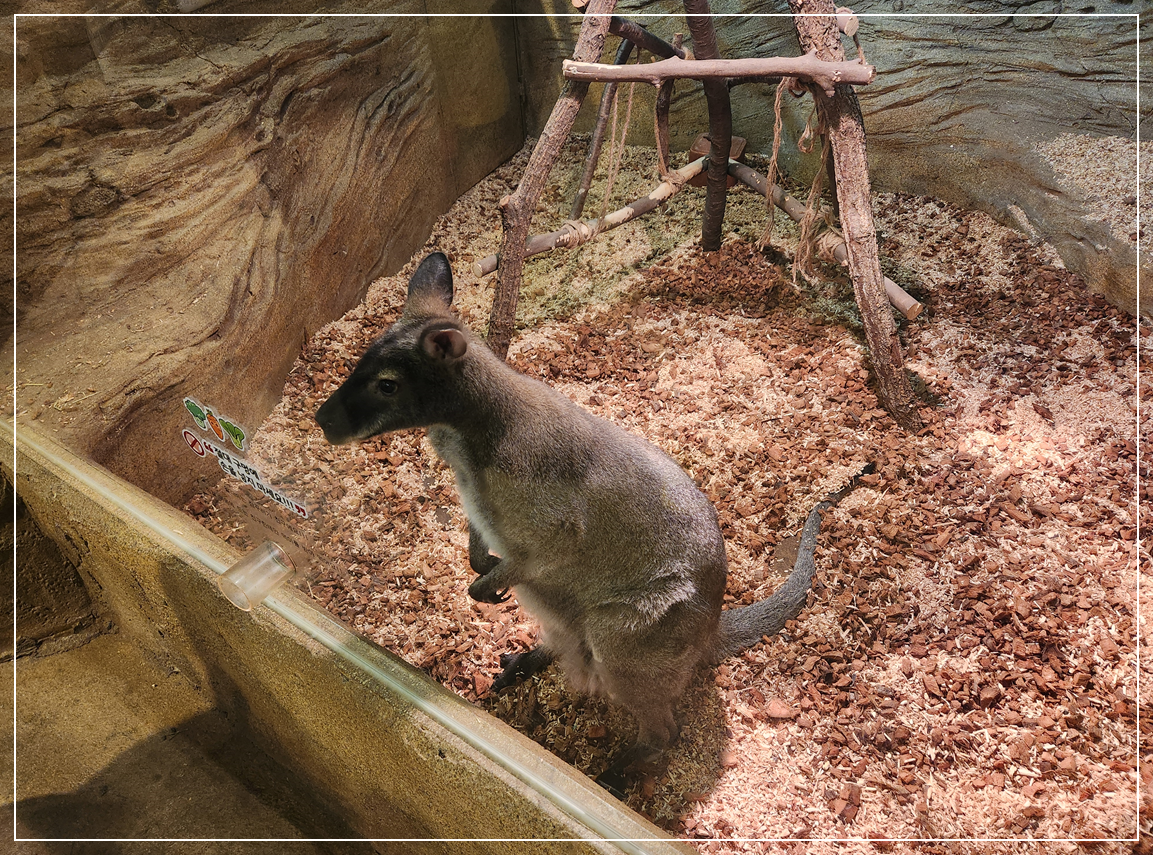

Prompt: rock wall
xmin=13 ymin=6 xmax=522 ymax=504
xmin=516 ymin=2 xmax=1150 ymax=316
xmin=2 ymin=23 xmax=14 ymax=358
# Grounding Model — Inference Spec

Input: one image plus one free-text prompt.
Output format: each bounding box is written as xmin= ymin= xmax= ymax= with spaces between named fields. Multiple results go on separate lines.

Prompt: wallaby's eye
xmin=378 ymin=379 xmax=399 ymax=396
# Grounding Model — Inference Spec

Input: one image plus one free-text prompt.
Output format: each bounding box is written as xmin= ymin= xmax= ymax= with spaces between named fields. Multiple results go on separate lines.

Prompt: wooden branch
xmin=487 ymin=0 xmax=617 ymax=360
xmin=684 ymin=0 xmax=731 ymax=253
xmin=609 ymin=16 xmax=686 ymax=59
xmin=571 ymin=37 xmax=635 ymax=220
xmin=789 ymin=0 xmax=922 ymax=431
xmin=727 ymin=160 xmax=923 ymax=320
xmin=825 ymin=136 xmax=840 ymax=220
xmin=563 ymin=51 xmax=875 ymax=97
xmin=835 ymin=7 xmax=859 ymax=36
xmin=654 ymin=33 xmax=684 ymax=181
xmin=474 ymin=158 xmax=707 ymax=278
xmin=728 ymin=76 xmax=795 ymax=89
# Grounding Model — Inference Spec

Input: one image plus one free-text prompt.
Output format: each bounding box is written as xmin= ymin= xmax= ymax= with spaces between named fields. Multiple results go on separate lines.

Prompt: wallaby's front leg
xmin=468 ymin=522 xmax=500 ymax=576
xmin=467 ymin=557 xmax=518 ymax=604
xmin=492 ymin=646 xmax=553 ymax=691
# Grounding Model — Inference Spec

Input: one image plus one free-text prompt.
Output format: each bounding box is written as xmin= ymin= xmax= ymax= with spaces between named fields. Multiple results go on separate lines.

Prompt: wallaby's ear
xmin=421 ymin=325 xmax=468 ymax=362
xmin=404 ymin=252 xmax=454 ymax=318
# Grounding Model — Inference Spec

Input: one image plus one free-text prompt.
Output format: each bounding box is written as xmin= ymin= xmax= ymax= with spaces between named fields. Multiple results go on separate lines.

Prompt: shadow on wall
xmin=10 ymin=484 xmax=106 ymax=660
xmin=15 ymin=708 xmax=372 ymax=847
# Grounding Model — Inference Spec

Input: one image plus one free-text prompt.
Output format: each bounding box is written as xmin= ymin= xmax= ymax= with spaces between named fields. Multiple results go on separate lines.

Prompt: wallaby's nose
xmin=315 ymin=394 xmax=351 ymax=445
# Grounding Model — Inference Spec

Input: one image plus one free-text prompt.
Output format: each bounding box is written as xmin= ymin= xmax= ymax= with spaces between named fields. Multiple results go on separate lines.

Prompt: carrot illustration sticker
xmin=206 ymin=410 xmax=225 ymax=442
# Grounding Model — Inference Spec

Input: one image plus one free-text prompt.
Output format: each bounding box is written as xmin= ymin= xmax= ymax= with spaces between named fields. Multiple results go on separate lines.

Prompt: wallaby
xmin=316 ymin=252 xmax=856 ymax=792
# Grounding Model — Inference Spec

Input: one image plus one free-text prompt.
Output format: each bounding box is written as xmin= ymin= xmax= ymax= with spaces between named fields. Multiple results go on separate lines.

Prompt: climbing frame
xmin=483 ymin=0 xmax=924 ymax=431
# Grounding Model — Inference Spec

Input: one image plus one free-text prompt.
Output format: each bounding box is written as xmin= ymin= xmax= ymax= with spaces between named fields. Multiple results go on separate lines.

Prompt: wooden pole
xmin=654 ymin=33 xmax=684 ymax=180
xmin=788 ymin=0 xmax=922 ymax=430
xmin=486 ymin=0 xmax=617 ymax=360
xmin=683 ymin=0 xmax=731 ymax=252
xmin=563 ymin=52 xmax=876 ymax=94
xmin=608 ymin=16 xmax=686 ymax=59
xmin=474 ymin=158 xmax=707 ymax=278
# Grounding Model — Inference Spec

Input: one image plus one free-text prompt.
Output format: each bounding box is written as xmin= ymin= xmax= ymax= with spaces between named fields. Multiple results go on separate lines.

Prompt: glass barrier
xmin=12 ymin=9 xmax=1143 ymax=849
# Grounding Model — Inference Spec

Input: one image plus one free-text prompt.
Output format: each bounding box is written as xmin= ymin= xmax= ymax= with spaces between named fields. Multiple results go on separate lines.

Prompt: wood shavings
xmin=187 ymin=138 xmax=1140 ymax=850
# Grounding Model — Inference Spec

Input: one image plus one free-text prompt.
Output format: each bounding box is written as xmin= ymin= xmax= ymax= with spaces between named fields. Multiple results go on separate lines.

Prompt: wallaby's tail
xmin=713 ymin=501 xmax=826 ymax=660
xmin=712 ymin=462 xmax=874 ymax=661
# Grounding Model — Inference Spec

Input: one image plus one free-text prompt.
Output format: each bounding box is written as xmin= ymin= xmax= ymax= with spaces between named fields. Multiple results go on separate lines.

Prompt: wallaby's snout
xmin=314 ymin=390 xmax=356 ymax=445
xmin=315 ymin=345 xmax=402 ymax=445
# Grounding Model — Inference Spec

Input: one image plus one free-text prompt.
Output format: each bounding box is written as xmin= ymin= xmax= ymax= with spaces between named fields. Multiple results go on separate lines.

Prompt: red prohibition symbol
xmin=183 ymin=429 xmax=206 ymax=457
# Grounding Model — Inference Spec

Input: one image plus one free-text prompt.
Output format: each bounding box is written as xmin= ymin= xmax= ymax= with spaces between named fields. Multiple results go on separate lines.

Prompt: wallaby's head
xmin=315 ymin=252 xmax=471 ymax=445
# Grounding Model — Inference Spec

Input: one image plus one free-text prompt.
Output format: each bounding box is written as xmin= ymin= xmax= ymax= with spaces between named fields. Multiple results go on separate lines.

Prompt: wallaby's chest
xmin=428 ymin=426 xmax=501 ymax=542
xmin=429 ymin=424 xmax=589 ymax=561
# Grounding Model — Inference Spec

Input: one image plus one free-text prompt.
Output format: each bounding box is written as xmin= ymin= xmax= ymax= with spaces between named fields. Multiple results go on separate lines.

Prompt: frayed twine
xmin=756 ymin=77 xmax=792 ymax=252
xmin=757 ymin=78 xmax=842 ymax=287
xmin=595 ymin=77 xmax=637 ymax=239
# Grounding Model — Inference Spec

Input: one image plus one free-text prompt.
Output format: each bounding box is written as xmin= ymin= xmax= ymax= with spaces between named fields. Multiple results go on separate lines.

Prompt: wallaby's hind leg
xmin=492 ymin=646 xmax=553 ymax=691
xmin=588 ymin=596 xmax=710 ymax=797
xmin=594 ymin=693 xmax=680 ymax=798
xmin=592 ymin=658 xmax=689 ymax=797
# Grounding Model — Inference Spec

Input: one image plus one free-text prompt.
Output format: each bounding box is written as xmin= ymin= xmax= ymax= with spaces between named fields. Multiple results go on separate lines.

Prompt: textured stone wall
xmin=516 ymin=2 xmax=1149 ymax=315
xmin=13 ymin=5 xmax=522 ymax=504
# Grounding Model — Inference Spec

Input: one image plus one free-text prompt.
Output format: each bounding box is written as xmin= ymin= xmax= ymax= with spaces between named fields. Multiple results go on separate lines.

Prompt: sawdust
xmin=1033 ymin=133 xmax=1149 ymax=257
xmin=188 ymin=137 xmax=1141 ymax=851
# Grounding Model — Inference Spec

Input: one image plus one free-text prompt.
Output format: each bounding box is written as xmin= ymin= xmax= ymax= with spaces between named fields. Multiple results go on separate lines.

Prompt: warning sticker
xmin=181 ymin=400 xmax=307 ymax=519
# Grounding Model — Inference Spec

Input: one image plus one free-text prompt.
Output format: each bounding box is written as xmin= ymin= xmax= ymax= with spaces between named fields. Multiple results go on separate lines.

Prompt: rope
xmin=757 ymin=76 xmax=793 ymax=251
xmin=594 ymin=77 xmax=636 ymax=238
xmin=662 ymin=165 xmax=688 ymax=193
xmin=758 ymin=78 xmax=839 ymax=284
xmin=555 ymin=219 xmax=595 ymax=248
xmin=793 ymin=101 xmax=833 ymax=285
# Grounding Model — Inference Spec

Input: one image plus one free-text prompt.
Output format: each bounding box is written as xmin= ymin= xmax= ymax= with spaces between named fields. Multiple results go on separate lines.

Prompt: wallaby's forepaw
xmin=492 ymin=647 xmax=553 ymax=691
xmin=469 ymin=551 xmax=500 ymax=577
xmin=468 ymin=575 xmax=509 ymax=604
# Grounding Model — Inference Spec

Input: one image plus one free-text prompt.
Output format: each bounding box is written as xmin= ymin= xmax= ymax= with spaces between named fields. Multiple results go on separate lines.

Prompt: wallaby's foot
xmin=595 ymin=763 xmax=631 ymax=800
xmin=593 ymin=702 xmax=679 ymax=798
xmin=594 ymin=743 xmax=662 ymax=800
xmin=492 ymin=646 xmax=553 ymax=691
xmin=468 ymin=573 xmax=510 ymax=604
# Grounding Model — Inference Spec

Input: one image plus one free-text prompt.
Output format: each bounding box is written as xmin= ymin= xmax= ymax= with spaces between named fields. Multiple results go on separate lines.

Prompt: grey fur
xmin=316 ymin=253 xmax=830 ymax=783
